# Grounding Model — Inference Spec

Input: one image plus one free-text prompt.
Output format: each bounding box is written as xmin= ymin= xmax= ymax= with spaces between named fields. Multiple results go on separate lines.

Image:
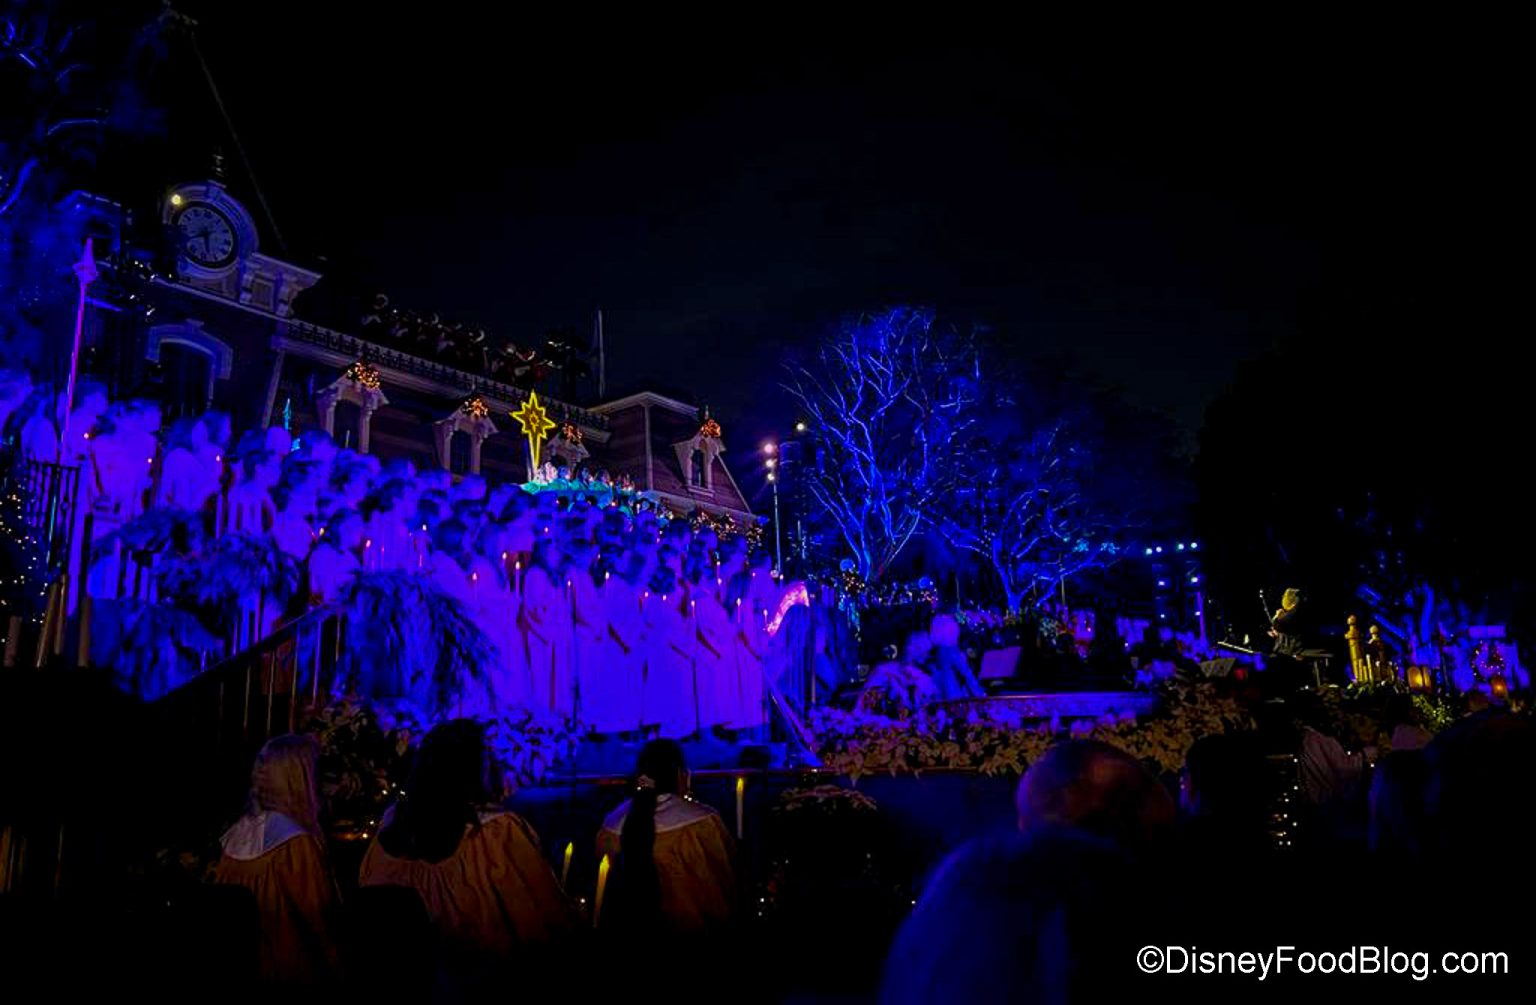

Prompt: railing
xmin=154 ymin=605 xmax=345 ymax=765
xmin=5 ymin=456 xmax=81 ymax=574
xmin=280 ymin=319 xmax=611 ymax=431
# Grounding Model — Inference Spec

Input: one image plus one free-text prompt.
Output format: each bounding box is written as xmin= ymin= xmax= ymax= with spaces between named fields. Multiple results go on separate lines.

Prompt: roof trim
xmin=590 ymin=390 xmax=699 ymax=416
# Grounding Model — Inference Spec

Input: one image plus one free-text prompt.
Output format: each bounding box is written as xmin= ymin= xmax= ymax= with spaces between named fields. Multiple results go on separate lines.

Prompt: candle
xmin=593 ymin=853 xmax=611 ymax=928
xmin=561 ymin=841 xmax=573 ymax=888
xmin=735 ymin=776 xmax=745 ymax=840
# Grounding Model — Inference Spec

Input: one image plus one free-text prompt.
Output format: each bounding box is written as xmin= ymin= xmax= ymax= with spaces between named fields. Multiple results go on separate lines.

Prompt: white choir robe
xmin=602 ymin=578 xmax=647 ymax=734
xmin=272 ymin=510 xmax=315 ymax=563
xmin=732 ymin=600 xmax=768 ymax=730
xmin=642 ymin=593 xmax=697 ymax=738
xmin=692 ymin=591 xmax=735 ymax=729
xmin=521 ymin=566 xmax=575 ymax=718
xmin=365 ymin=512 xmax=415 ymax=570
xmin=571 ymin=574 xmax=621 ymax=731
xmin=160 ymin=445 xmax=219 ymax=514
xmin=227 ymin=480 xmax=274 ymax=535
xmin=468 ymin=556 xmax=526 ymax=715
xmin=306 ymin=543 xmax=358 ymax=606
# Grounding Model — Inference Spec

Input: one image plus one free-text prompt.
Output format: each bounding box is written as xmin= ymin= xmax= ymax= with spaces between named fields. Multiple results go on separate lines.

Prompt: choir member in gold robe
xmin=212 ymin=734 xmax=341 ymax=988
xmin=360 ymin=720 xmax=575 ymax=973
xmin=596 ymin=739 xmax=737 ymax=934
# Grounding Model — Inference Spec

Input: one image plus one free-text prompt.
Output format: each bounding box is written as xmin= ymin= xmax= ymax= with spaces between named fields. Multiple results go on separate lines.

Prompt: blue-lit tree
xmin=940 ymin=417 xmax=1120 ymax=611
xmin=2 ymin=2 xmax=164 ymax=366
xmin=783 ymin=308 xmax=980 ymax=582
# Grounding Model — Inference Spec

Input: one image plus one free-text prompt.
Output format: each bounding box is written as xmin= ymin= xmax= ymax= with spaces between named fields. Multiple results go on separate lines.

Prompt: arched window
xmin=158 ymin=341 xmax=214 ymax=419
xmin=146 ymin=322 xmax=234 ymax=418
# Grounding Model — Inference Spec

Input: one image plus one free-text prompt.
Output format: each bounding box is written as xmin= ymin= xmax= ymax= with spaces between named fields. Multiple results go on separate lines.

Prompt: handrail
xmin=157 ymin=604 xmax=345 ymax=758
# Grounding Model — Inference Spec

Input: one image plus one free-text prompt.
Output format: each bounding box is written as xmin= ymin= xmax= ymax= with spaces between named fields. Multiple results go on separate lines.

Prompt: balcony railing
xmin=279 ymin=319 xmax=610 ymax=431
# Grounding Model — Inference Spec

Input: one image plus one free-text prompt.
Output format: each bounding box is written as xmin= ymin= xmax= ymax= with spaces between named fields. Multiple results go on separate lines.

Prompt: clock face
xmin=175 ymin=203 xmax=238 ymax=268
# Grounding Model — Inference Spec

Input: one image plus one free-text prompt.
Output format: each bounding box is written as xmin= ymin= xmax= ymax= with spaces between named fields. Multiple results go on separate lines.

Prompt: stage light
xmin=765 ymin=458 xmax=776 ymax=469
xmin=795 ymin=421 xmax=807 ymax=432
xmin=767 ymin=472 xmax=776 ymax=482
xmin=1190 ymin=542 xmax=1199 ymax=550
xmin=1176 ymin=543 xmax=1185 ymax=551
xmin=170 ymin=193 xmax=183 ymax=207
xmin=1144 ymin=547 xmax=1153 ymax=556
xmin=1155 ymin=546 xmax=1163 ymax=553
xmin=1157 ymin=580 xmax=1167 ymax=587
xmin=1190 ymin=576 xmax=1200 ymax=584
xmin=763 ymin=442 xmax=777 ymax=455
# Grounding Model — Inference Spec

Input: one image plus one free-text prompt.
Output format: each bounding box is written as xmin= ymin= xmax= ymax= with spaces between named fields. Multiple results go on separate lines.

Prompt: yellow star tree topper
xmin=512 ymin=391 xmax=558 ymax=470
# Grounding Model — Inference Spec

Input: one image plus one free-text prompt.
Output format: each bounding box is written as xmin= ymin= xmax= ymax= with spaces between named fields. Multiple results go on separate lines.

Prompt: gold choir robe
xmin=359 ymin=809 xmax=575 ymax=959
xmin=212 ymin=811 xmax=341 ymax=986
xmin=597 ymin=794 xmax=737 ymax=932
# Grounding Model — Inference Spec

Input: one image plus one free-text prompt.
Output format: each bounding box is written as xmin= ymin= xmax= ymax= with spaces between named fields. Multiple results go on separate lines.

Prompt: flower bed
xmin=811 ymin=679 xmax=1250 ymax=779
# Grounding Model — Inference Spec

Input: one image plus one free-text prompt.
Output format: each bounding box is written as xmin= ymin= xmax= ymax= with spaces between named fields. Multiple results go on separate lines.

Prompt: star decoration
xmin=512 ymin=391 xmax=558 ymax=469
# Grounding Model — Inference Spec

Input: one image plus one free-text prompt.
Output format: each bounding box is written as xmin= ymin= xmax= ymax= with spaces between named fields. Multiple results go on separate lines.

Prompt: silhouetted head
xmin=1016 ymin=740 xmax=1176 ymax=857
xmin=883 ymin=829 xmax=1141 ymax=1005
xmin=247 ymin=733 xmax=322 ymax=833
xmin=379 ymin=719 xmax=501 ymax=863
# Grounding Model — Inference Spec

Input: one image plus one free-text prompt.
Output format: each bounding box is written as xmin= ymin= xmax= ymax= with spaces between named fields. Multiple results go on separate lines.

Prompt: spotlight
xmin=1190 ymin=576 xmax=1199 ymax=584
xmin=765 ymin=458 xmax=776 ymax=469
xmin=767 ymin=473 xmax=776 ymax=482
xmin=1176 ymin=543 xmax=1185 ymax=551
xmin=795 ymin=421 xmax=807 ymax=433
xmin=1144 ymin=547 xmax=1153 ymax=556
xmin=170 ymin=193 xmax=184 ymax=207
xmin=1190 ymin=542 xmax=1199 ymax=550
xmin=1154 ymin=546 xmax=1163 ymax=553
xmin=763 ymin=443 xmax=777 ymax=455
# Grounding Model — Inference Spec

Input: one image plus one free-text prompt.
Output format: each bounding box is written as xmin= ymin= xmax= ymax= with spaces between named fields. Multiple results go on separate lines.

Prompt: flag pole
xmin=595 ymin=308 xmax=606 ymax=399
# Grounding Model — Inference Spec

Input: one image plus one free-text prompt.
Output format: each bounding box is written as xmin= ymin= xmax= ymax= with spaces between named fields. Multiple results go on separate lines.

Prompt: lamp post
xmin=764 ymin=443 xmax=782 ymax=577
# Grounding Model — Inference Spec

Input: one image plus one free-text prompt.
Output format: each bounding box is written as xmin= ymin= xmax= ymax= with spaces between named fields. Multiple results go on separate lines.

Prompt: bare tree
xmin=783 ymin=307 xmax=980 ymax=582
xmin=940 ymin=418 xmax=1122 ymax=611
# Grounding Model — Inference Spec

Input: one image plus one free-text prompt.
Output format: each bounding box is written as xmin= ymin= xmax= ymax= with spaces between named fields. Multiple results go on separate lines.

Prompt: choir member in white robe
xmin=688 ymin=561 xmax=735 ymax=731
xmin=568 ymin=542 xmax=621 ymax=731
xmin=460 ymin=553 xmax=513 ymax=719
xmin=307 ymin=513 xmax=363 ymax=605
xmin=642 ymin=567 xmax=697 ymax=738
xmin=602 ymin=553 xmax=649 ymax=735
xmin=521 ymin=539 xmax=574 ymax=718
xmin=228 ymin=452 xmax=278 ymax=535
xmin=728 ymin=568 xmax=768 ymax=732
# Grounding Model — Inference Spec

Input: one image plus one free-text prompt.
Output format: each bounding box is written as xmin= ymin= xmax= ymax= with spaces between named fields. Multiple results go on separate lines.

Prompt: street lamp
xmin=764 ymin=443 xmax=782 ymax=576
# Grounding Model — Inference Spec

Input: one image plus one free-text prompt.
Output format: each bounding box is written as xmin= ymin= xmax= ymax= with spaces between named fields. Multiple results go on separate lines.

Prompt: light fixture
xmin=1176 ymin=543 xmax=1185 ymax=551
xmin=794 ymin=421 xmax=807 ymax=433
xmin=765 ymin=458 xmax=776 ymax=469
xmin=1190 ymin=576 xmax=1200 ymax=584
xmin=763 ymin=443 xmax=777 ymax=455
xmin=1154 ymin=546 xmax=1163 ymax=553
xmin=170 ymin=193 xmax=183 ymax=207
xmin=767 ymin=472 xmax=776 ymax=482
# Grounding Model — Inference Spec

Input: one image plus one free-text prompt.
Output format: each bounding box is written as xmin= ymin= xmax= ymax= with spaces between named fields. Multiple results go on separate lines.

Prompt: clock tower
xmin=160 ymin=180 xmax=319 ymax=317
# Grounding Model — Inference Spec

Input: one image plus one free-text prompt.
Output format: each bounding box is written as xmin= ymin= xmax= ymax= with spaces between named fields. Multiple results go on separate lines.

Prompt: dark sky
xmin=137 ymin=8 xmax=1514 ymax=456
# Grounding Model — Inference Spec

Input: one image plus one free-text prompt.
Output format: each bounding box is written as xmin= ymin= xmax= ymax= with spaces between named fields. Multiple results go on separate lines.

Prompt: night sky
xmin=131 ymin=9 xmax=1516 ymax=457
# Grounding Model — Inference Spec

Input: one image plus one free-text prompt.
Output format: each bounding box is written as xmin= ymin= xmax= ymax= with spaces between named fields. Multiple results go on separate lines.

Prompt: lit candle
xmin=593 ymin=853 xmax=611 ymax=928
xmin=735 ymin=776 xmax=745 ymax=840
xmin=561 ymin=841 xmax=573 ymax=888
